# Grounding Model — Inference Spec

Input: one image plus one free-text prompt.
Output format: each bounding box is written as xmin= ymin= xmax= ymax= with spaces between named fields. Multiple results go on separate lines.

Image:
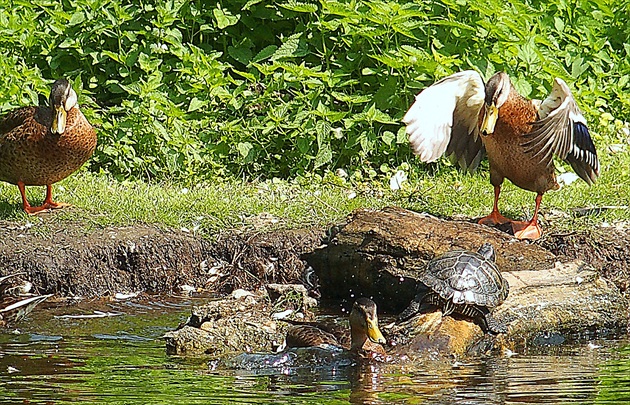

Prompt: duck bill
xmin=480 ymin=103 xmax=498 ymax=135
xmin=51 ymin=106 xmax=67 ymax=134
xmin=366 ymin=318 xmax=386 ymax=344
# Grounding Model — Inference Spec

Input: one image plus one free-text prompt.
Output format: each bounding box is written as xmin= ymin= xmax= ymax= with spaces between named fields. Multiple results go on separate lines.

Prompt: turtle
xmin=398 ymin=243 xmax=509 ymax=334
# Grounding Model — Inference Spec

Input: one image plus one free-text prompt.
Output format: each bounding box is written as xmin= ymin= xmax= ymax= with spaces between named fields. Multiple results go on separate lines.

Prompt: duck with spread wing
xmin=403 ymin=71 xmax=599 ymax=239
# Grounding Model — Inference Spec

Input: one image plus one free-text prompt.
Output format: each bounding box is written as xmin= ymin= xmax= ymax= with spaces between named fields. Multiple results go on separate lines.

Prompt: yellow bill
xmin=366 ymin=318 xmax=386 ymax=344
xmin=480 ymin=103 xmax=499 ymax=135
xmin=51 ymin=105 xmax=67 ymax=134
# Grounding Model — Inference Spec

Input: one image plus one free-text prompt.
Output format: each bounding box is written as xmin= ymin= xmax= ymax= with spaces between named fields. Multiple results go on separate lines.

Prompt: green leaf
xmin=68 ymin=11 xmax=86 ymax=26
xmin=213 ymin=7 xmax=240 ymax=29
xmin=271 ymin=33 xmax=304 ymax=61
xmin=237 ymin=142 xmax=254 ymax=159
xmin=279 ymin=1 xmax=318 ymax=13
xmin=381 ymin=131 xmax=395 ymax=147
xmin=188 ymin=97 xmax=206 ymax=112
xmin=313 ymin=143 xmax=332 ymax=169
xmin=396 ymin=126 xmax=408 ymax=144
xmin=252 ymin=45 xmax=278 ymax=63
xmin=228 ymin=46 xmax=253 ymax=65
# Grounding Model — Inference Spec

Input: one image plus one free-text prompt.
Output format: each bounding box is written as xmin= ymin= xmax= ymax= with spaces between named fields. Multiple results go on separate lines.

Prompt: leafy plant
xmin=0 ymin=0 xmax=627 ymax=182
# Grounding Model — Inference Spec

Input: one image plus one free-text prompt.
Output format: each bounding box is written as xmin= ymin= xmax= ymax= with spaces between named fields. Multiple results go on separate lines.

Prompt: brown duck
xmin=0 ymin=78 xmax=97 ymax=214
xmin=283 ymin=297 xmax=387 ymax=356
xmin=403 ymin=71 xmax=599 ymax=239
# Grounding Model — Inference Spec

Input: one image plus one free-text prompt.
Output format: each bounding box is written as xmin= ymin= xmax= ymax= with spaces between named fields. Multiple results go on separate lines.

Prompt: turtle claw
xmin=484 ymin=314 xmax=508 ymax=335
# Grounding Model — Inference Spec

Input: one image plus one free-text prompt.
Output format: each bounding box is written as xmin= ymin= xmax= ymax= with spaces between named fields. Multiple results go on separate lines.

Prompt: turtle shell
xmin=417 ymin=243 xmax=508 ymax=310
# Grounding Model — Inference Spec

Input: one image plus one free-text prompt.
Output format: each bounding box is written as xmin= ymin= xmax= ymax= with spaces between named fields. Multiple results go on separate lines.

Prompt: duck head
xmin=349 ymin=297 xmax=386 ymax=351
xmin=49 ymin=79 xmax=78 ymax=135
xmin=480 ymin=72 xmax=511 ymax=135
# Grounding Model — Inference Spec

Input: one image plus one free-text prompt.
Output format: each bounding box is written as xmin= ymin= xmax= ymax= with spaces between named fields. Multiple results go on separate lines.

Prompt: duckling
xmin=0 ymin=79 xmax=97 ymax=214
xmin=403 ymin=71 xmax=598 ymax=239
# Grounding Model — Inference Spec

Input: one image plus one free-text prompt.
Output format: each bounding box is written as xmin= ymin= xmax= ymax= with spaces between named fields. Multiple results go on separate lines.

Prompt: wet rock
xmin=495 ymin=260 xmax=626 ymax=348
xmin=386 ymin=312 xmax=486 ymax=358
xmin=305 ymin=207 xmax=628 ymax=354
xmin=164 ymin=284 xmax=317 ymax=356
xmin=265 ymin=283 xmax=318 ymax=310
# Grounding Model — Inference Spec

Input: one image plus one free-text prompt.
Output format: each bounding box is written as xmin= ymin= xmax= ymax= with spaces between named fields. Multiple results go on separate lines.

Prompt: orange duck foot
xmin=511 ymin=220 xmax=543 ymax=240
xmin=477 ymin=210 xmax=512 ymax=226
xmin=24 ymin=201 xmax=72 ymax=215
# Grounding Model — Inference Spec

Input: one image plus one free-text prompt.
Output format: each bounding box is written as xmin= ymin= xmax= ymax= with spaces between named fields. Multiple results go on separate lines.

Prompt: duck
xmin=283 ymin=297 xmax=387 ymax=356
xmin=402 ymin=70 xmax=599 ymax=239
xmin=0 ymin=78 xmax=97 ymax=214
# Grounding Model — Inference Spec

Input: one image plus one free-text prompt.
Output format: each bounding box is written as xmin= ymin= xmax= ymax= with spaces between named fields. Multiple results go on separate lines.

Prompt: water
xmin=0 ymin=295 xmax=629 ymax=404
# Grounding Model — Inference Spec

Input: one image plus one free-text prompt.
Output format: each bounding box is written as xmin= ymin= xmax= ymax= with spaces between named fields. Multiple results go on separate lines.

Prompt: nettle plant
xmin=0 ymin=0 xmax=627 ymax=182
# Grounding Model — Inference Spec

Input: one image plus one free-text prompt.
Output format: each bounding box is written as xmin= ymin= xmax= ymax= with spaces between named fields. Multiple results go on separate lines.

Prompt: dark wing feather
xmin=565 ymin=122 xmax=598 ymax=185
xmin=522 ymin=78 xmax=599 ymax=184
xmin=285 ymin=325 xmax=341 ymax=348
xmin=446 ymin=105 xmax=486 ymax=172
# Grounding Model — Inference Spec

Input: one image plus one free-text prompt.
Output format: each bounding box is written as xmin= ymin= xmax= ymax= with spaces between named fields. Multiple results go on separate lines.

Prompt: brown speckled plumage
xmin=404 ymin=71 xmax=599 ymax=239
xmin=0 ymin=79 xmax=96 ymax=214
xmin=482 ymin=86 xmax=558 ymax=195
xmin=284 ymin=298 xmax=387 ymax=355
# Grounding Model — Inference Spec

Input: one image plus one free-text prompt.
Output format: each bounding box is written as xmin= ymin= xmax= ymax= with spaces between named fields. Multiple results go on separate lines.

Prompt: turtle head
xmin=49 ymin=78 xmax=78 ymax=135
xmin=477 ymin=243 xmax=496 ymax=262
xmin=480 ymin=72 xmax=511 ymax=136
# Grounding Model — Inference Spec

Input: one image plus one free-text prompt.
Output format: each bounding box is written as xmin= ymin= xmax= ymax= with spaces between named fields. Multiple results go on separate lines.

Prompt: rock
xmin=386 ymin=311 xmax=486 ymax=358
xmin=164 ymin=325 xmax=216 ymax=356
xmin=265 ymin=283 xmax=318 ymax=309
xmin=305 ymin=207 xmax=628 ymax=355
xmin=496 ymin=260 xmax=626 ymax=344
xmin=164 ymin=284 xmax=318 ymax=356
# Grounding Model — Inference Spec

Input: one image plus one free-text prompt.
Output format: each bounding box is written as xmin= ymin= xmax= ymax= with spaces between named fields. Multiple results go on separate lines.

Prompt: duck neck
xmin=350 ymin=326 xmax=367 ymax=352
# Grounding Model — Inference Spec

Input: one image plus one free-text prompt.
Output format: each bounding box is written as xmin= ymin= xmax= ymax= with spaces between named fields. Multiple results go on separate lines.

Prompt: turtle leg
xmin=441 ymin=299 xmax=455 ymax=317
xmin=461 ymin=305 xmax=507 ymax=334
xmin=397 ymin=298 xmax=422 ymax=322
xmin=483 ymin=313 xmax=508 ymax=334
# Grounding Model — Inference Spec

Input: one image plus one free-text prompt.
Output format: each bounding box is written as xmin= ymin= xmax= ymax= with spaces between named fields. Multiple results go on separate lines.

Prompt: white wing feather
xmin=403 ymin=70 xmax=485 ymax=163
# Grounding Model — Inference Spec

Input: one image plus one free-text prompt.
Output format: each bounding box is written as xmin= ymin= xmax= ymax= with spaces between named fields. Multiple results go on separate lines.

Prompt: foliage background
xmin=0 ymin=0 xmax=628 ymax=184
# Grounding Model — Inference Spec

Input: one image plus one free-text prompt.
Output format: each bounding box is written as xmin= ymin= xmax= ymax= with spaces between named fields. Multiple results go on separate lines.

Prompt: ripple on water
xmin=0 ymin=296 xmax=629 ymax=404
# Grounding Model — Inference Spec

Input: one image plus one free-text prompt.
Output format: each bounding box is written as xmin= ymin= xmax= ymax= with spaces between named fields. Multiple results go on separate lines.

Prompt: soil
xmin=0 ymin=219 xmax=324 ymax=297
xmin=0 ymin=213 xmax=628 ymax=300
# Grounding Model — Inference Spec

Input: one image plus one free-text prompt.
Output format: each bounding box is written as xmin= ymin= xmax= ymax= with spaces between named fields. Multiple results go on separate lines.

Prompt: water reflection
xmin=0 ymin=295 xmax=627 ymax=404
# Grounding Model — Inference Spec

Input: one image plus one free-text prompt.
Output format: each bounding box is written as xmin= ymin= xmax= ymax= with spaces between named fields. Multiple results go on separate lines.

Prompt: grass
xmin=0 ymin=131 xmax=627 ymax=237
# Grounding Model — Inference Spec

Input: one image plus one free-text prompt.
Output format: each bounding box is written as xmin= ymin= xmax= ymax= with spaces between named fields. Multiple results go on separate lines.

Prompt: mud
xmin=0 ymin=220 xmax=323 ymax=297
xmin=0 ymin=212 xmax=628 ymax=303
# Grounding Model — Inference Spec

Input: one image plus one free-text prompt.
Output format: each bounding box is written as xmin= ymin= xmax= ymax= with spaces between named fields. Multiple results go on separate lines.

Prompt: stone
xmin=305 ymin=207 xmax=628 ymax=355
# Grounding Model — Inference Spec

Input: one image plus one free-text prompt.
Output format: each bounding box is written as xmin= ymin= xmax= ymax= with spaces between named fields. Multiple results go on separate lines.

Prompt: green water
xmin=0 ymin=296 xmax=629 ymax=404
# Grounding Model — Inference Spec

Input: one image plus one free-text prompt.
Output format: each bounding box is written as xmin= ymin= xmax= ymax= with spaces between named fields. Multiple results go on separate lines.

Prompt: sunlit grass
xmin=0 ymin=133 xmax=627 ymax=237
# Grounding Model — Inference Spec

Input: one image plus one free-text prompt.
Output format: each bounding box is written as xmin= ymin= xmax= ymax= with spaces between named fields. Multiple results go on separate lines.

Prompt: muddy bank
xmin=0 ymin=212 xmax=629 ymax=302
xmin=2 ymin=208 xmax=630 ymax=356
xmin=0 ymin=221 xmax=323 ymax=297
